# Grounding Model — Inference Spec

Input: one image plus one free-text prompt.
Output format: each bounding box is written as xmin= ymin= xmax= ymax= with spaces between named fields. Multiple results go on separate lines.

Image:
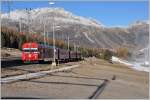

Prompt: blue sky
xmin=1 ymin=1 xmax=148 ymax=27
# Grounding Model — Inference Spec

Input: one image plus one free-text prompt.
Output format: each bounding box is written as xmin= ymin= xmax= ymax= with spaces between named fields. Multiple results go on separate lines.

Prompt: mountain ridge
xmin=1 ymin=7 xmax=149 ymax=52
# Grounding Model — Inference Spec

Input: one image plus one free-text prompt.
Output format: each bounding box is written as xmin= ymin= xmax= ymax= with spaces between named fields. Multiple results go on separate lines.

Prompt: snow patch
xmin=1 ymin=7 xmax=103 ymax=28
xmin=111 ymin=56 xmax=149 ymax=72
xmin=83 ymin=32 xmax=95 ymax=43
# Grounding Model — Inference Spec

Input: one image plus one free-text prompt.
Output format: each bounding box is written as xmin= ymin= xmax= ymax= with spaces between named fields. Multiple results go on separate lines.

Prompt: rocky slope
xmin=1 ymin=7 xmax=149 ymax=51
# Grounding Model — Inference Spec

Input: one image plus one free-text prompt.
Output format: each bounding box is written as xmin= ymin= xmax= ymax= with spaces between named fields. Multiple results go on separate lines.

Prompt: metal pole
xmin=27 ymin=8 xmax=29 ymax=34
xmin=44 ymin=22 xmax=46 ymax=46
xmin=47 ymin=31 xmax=49 ymax=45
xmin=68 ymin=36 xmax=70 ymax=51
xmin=49 ymin=2 xmax=56 ymax=66
xmin=19 ymin=18 xmax=22 ymax=33
xmin=74 ymin=43 xmax=76 ymax=51
xmin=29 ymin=8 xmax=31 ymax=34
xmin=76 ymin=45 xmax=78 ymax=52
xmin=26 ymin=8 xmax=31 ymax=34
xmin=52 ymin=10 xmax=56 ymax=66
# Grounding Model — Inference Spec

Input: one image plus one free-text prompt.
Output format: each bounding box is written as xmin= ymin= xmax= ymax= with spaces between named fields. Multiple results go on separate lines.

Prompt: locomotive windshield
xmin=23 ymin=48 xmax=38 ymax=52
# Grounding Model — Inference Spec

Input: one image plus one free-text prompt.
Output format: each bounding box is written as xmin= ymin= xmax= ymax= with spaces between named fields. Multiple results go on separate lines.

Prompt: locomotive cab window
xmin=23 ymin=48 xmax=38 ymax=52
xmin=31 ymin=48 xmax=38 ymax=52
xmin=22 ymin=48 xmax=30 ymax=52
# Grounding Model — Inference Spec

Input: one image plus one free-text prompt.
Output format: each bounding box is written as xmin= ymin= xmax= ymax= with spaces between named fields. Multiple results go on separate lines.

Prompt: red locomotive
xmin=22 ymin=42 xmax=81 ymax=63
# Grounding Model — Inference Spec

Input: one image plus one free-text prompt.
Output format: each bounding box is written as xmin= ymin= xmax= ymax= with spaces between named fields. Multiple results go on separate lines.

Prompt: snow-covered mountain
xmin=1 ymin=7 xmax=103 ymax=27
xmin=1 ymin=7 xmax=149 ymax=51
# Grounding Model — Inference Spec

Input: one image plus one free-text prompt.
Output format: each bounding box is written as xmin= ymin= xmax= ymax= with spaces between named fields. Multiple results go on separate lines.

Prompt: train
xmin=22 ymin=42 xmax=82 ymax=63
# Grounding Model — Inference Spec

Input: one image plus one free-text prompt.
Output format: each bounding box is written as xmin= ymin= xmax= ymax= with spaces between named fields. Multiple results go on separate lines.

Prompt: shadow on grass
xmin=27 ymin=73 xmax=109 ymax=99
xmin=1 ymin=96 xmax=49 ymax=99
xmin=1 ymin=59 xmax=51 ymax=68
xmin=49 ymin=73 xmax=110 ymax=99
xmin=49 ymin=73 xmax=107 ymax=81
xmin=88 ymin=80 xmax=109 ymax=99
xmin=29 ymin=80 xmax=98 ymax=87
xmin=1 ymin=58 xmax=82 ymax=68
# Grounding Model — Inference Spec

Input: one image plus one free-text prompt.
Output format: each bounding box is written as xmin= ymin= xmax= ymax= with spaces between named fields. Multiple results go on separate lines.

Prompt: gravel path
xmin=1 ymin=58 xmax=149 ymax=99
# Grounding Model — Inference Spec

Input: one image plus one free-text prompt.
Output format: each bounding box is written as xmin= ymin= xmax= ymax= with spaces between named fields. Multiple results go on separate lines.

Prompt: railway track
xmin=1 ymin=57 xmax=22 ymax=68
xmin=89 ymin=79 xmax=109 ymax=99
xmin=1 ymin=65 xmax=79 ymax=84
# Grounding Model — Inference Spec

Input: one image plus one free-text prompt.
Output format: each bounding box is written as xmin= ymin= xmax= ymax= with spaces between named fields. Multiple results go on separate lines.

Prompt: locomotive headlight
xmin=35 ymin=55 xmax=37 ymax=58
xmin=29 ymin=54 xmax=31 ymax=58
